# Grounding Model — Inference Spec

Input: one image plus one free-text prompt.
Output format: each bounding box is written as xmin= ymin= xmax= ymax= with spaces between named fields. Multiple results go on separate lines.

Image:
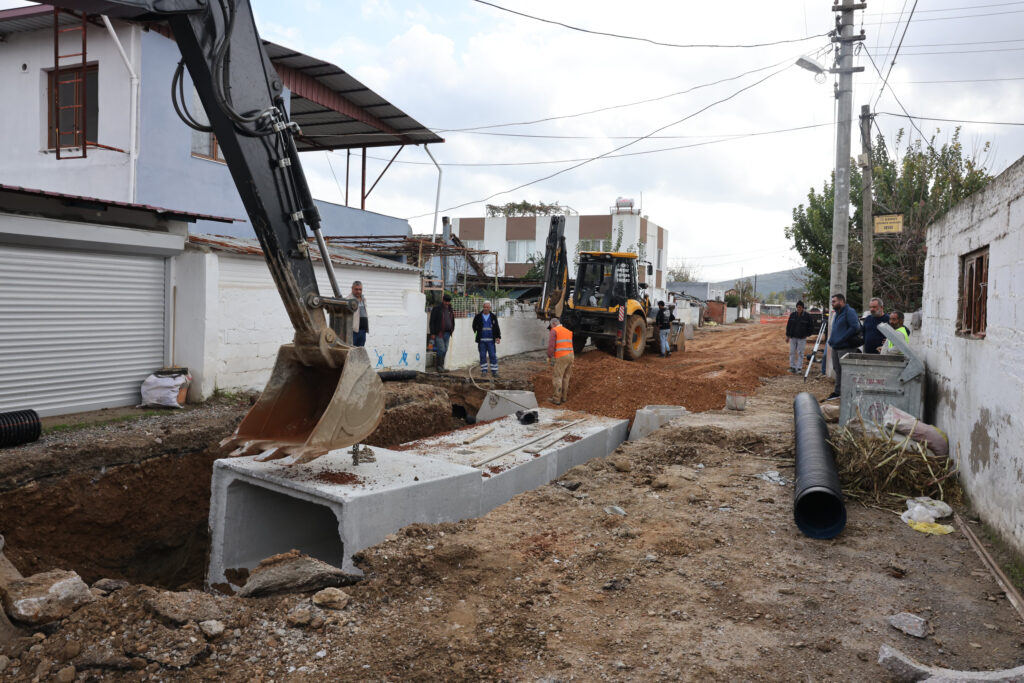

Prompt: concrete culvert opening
xmin=218 ymin=480 xmax=344 ymax=579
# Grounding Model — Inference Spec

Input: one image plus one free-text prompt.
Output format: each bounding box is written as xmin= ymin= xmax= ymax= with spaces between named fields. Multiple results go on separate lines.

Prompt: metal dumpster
xmin=838 ymin=323 xmax=925 ymax=426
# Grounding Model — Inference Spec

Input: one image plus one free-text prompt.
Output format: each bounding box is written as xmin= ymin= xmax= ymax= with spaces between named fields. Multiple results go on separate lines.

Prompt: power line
xmin=472 ymin=0 xmax=829 ymax=49
xmin=871 ymin=45 xmax=1024 ymax=56
xmin=406 ymin=62 xmax=795 ymax=219
xmin=343 ymin=123 xmax=832 ymax=167
xmin=874 ymin=0 xmax=918 ymax=109
xmin=877 ymin=112 xmax=1024 ymax=126
xmin=865 ymin=0 xmax=1024 ymax=16
xmin=862 ymin=75 xmax=1024 ymax=84
xmin=870 ymin=8 xmax=1024 ymax=23
xmin=434 ymin=52 xmax=812 ymax=133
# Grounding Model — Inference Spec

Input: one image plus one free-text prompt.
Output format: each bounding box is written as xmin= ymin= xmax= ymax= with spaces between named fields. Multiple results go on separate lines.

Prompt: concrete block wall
xmin=919 ymin=154 xmax=1024 ymax=555
xmin=443 ymin=311 xmax=550 ymax=370
xmin=173 ymin=252 xmax=427 ymax=398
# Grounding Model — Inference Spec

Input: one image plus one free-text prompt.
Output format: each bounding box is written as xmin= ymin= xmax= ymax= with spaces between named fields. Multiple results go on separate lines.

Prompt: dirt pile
xmin=364 ymin=383 xmax=452 ymax=447
xmin=532 ymin=324 xmax=790 ymax=419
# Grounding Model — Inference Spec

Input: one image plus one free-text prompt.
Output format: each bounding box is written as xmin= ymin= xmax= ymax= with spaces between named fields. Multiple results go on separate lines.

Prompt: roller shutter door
xmin=0 ymin=244 xmax=166 ymax=416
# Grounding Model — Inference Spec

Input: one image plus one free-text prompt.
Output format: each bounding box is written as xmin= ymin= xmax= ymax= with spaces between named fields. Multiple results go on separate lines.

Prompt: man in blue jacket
xmin=862 ymin=297 xmax=886 ymax=354
xmin=826 ymin=293 xmax=861 ymax=400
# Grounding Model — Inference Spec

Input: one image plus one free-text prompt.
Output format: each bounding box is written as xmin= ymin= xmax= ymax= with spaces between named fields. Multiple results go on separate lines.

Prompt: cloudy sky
xmin=7 ymin=0 xmax=1023 ymax=281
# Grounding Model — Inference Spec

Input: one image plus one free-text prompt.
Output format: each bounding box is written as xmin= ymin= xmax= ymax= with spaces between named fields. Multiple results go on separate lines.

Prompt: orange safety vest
xmin=554 ymin=325 xmax=574 ymax=358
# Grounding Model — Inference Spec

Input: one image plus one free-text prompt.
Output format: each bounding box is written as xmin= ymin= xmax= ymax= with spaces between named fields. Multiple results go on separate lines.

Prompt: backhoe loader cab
xmin=537 ymin=216 xmax=670 ymax=361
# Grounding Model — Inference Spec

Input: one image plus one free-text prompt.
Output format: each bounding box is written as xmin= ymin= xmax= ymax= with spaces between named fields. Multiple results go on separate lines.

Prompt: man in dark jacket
xmin=472 ymin=301 xmax=502 ymax=378
xmin=862 ymin=297 xmax=886 ymax=354
xmin=826 ymin=293 xmax=862 ymax=400
xmin=785 ymin=301 xmax=813 ymax=374
xmin=429 ymin=294 xmax=455 ymax=372
xmin=655 ymin=301 xmax=674 ymax=357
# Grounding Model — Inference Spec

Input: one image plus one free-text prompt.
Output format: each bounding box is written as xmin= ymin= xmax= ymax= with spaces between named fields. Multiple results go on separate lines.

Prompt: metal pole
xmin=345 ymin=149 xmax=350 ymax=206
xmin=860 ymin=104 xmax=873 ymax=313
xmin=425 ymin=145 xmax=442 ymax=244
xmin=826 ymin=0 xmax=861 ymax=377
xmin=360 ymin=147 xmax=366 ymax=210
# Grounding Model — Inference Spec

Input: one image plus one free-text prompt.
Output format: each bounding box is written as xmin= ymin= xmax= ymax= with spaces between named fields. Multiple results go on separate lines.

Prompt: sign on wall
xmin=873 ymin=214 xmax=904 ymax=235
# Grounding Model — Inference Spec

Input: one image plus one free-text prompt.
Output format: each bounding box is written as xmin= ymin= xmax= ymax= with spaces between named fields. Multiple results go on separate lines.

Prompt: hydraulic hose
xmin=792 ymin=392 xmax=846 ymax=539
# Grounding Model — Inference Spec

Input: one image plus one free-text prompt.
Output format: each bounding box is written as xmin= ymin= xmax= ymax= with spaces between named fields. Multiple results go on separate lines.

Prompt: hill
xmin=711 ymin=267 xmax=807 ymax=300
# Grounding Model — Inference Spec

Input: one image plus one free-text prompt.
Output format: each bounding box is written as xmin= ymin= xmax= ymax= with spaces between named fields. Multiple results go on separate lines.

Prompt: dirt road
xmin=3 ymin=323 xmax=1022 ymax=681
xmin=532 ymin=322 xmax=792 ymax=418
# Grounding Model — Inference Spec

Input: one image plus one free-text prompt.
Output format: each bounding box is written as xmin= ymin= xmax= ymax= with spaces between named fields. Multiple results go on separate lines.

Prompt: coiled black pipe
xmin=793 ymin=392 xmax=846 ymax=539
xmin=0 ymin=409 xmax=41 ymax=448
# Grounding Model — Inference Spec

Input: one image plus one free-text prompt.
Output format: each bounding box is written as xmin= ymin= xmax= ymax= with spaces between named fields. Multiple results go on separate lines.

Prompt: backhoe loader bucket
xmin=218 ymin=345 xmax=384 ymax=465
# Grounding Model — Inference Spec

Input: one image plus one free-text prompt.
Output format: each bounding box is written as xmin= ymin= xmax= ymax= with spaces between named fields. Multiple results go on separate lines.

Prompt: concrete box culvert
xmin=207 ymin=410 xmax=629 ymax=589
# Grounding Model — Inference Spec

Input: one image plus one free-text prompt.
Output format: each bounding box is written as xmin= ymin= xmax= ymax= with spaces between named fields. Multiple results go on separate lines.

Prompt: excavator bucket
xmin=218 ymin=345 xmax=385 ymax=465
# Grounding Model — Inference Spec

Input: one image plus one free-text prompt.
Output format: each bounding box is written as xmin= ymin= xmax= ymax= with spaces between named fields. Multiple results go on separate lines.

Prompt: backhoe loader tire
xmin=572 ymin=334 xmax=588 ymax=354
xmin=625 ymin=315 xmax=646 ymax=361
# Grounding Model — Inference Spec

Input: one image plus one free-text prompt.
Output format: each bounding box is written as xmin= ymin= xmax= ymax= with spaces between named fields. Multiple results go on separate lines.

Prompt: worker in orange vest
xmin=547 ymin=317 xmax=575 ymax=405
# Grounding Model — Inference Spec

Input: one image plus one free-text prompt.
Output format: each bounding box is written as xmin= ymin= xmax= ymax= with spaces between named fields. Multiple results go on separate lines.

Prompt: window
xmin=190 ymin=86 xmax=224 ymax=162
xmin=506 ymin=240 xmax=534 ymax=263
xmin=958 ymin=246 xmax=989 ymax=338
xmin=462 ymin=240 xmax=485 ymax=252
xmin=47 ymin=64 xmax=98 ymax=149
xmin=578 ymin=239 xmax=606 ymax=253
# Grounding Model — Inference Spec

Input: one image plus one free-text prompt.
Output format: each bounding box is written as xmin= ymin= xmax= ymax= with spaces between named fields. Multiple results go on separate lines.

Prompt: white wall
xmin=0 ymin=22 xmax=138 ymax=200
xmin=173 ymin=252 xmax=426 ymax=397
xmin=443 ymin=311 xmax=550 ymax=371
xmin=919 ymin=155 xmax=1024 ymax=555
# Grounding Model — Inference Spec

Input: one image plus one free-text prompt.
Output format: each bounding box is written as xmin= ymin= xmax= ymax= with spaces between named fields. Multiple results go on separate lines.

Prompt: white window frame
xmin=506 ymin=240 xmax=534 ymax=263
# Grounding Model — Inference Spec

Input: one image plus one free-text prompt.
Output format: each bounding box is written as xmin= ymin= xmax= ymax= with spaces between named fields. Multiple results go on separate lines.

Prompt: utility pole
xmin=826 ymin=0 xmax=866 ymax=376
xmin=860 ymin=105 xmax=873 ymax=313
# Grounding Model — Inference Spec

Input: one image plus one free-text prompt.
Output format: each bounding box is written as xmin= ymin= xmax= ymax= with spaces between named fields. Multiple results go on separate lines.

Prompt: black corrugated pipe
xmin=0 ymin=409 xmax=42 ymax=448
xmin=377 ymin=370 xmax=418 ymax=382
xmin=793 ymin=392 xmax=846 ymax=539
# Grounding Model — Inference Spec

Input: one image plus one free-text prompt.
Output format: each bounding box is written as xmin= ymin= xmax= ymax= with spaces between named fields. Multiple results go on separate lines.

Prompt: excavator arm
xmin=536 ymin=215 xmax=569 ymax=320
xmin=50 ymin=0 xmax=384 ymax=464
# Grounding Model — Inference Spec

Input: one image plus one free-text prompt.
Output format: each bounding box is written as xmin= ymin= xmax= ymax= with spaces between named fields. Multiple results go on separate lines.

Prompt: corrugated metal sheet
xmin=191 ymin=234 xmax=421 ymax=273
xmin=0 ymin=244 xmax=166 ymax=416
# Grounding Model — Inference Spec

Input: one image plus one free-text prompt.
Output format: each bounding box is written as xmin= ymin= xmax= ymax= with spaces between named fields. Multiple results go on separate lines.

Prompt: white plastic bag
xmin=882 ymin=405 xmax=949 ymax=457
xmin=140 ymin=373 xmax=189 ymax=408
xmin=900 ymin=496 xmax=952 ymax=525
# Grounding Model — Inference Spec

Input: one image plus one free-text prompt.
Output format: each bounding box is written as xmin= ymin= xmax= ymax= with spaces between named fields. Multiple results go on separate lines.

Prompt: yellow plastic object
xmin=907 ymin=520 xmax=955 ymax=535
xmin=217 ymin=344 xmax=385 ymax=465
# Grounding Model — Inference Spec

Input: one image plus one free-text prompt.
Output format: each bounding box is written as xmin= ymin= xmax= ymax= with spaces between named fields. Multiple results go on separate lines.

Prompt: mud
xmin=364 ymin=383 xmax=452 ymax=447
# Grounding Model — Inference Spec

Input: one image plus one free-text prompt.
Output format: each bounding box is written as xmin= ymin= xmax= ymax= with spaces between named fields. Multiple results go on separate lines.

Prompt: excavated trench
xmin=0 ymin=377 xmax=525 ymax=590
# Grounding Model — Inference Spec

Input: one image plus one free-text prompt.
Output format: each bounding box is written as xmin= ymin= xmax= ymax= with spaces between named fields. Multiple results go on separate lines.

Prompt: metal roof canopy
xmin=325 ymin=234 xmax=495 ymax=279
xmin=190 ymin=234 xmax=422 ymax=274
xmin=0 ymin=183 xmax=237 ymax=229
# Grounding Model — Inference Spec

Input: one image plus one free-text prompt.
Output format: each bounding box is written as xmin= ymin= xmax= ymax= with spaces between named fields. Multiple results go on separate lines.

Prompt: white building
xmin=452 ymin=199 xmax=670 ymax=300
xmin=919 ymin=154 xmax=1024 ymax=555
xmin=0 ymin=5 xmax=440 ymax=237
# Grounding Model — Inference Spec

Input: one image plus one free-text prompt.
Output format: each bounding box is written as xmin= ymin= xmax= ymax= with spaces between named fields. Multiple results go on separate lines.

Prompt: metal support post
xmin=825 ymin=0 xmax=864 ymax=377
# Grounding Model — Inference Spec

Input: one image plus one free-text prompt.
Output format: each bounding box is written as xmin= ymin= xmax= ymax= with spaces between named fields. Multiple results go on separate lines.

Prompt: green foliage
xmin=523 ymin=251 xmax=545 ymax=280
xmin=734 ymin=278 xmax=754 ymax=307
xmin=486 ymin=200 xmax=565 ymax=217
xmin=667 ymin=261 xmax=700 ymax=283
xmin=786 ymin=127 xmax=992 ymax=313
xmin=724 ymin=293 xmax=740 ymax=307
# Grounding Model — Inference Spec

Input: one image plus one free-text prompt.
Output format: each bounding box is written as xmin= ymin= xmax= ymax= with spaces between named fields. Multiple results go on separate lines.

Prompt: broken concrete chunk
xmin=2 ymin=570 xmax=94 ymax=626
xmin=887 ymin=611 xmax=929 ymax=638
xmin=237 ymin=550 xmax=359 ymax=598
xmin=312 ymin=587 xmax=351 ymax=610
xmin=198 ymin=620 xmax=225 ymax=639
xmin=286 ymin=606 xmax=312 ymax=627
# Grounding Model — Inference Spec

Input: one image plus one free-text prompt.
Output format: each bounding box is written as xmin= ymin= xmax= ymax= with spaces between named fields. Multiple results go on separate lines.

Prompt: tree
xmin=667 ymin=261 xmax=700 ymax=283
xmin=485 ymin=200 xmax=565 ymax=217
xmin=724 ymin=293 xmax=740 ymax=307
xmin=523 ymin=251 xmax=545 ymax=280
xmin=786 ymin=128 xmax=991 ymax=313
xmin=734 ymin=278 xmax=754 ymax=308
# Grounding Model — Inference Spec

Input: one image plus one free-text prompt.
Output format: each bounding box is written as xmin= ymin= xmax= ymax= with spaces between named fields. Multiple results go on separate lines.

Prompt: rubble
xmin=236 ymin=551 xmax=357 ymax=597
xmin=1 ymin=570 xmax=93 ymax=625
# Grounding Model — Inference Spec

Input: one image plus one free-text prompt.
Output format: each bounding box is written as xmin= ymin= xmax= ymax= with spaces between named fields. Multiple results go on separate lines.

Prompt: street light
xmin=796 ymin=55 xmax=828 ymax=83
